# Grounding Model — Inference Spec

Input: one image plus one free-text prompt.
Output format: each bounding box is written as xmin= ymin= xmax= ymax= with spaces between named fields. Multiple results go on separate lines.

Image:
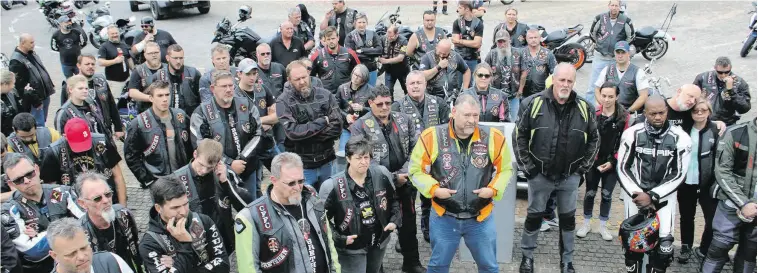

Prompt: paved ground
xmin=2 ymin=0 xmax=755 ymax=272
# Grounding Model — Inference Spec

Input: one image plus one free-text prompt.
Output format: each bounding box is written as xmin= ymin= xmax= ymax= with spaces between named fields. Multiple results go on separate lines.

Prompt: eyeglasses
xmin=374 ymin=101 xmax=392 ymax=108
xmin=259 ymin=52 xmax=271 ymax=56
xmin=282 ymin=179 xmax=305 ymax=187
xmin=141 ymin=25 xmax=152 ymax=29
xmin=8 ymin=169 xmax=35 ymax=185
xmin=716 ymin=70 xmax=731 ymax=75
xmin=84 ymin=191 xmax=113 ymax=203
xmin=692 ymin=109 xmax=709 ymax=115
xmin=476 ymin=73 xmax=492 ymax=79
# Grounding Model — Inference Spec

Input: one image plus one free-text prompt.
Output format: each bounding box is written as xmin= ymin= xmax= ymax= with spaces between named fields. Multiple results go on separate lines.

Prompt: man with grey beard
xmin=76 ymin=172 xmax=143 ymax=273
xmin=485 ymin=30 xmax=521 ymax=121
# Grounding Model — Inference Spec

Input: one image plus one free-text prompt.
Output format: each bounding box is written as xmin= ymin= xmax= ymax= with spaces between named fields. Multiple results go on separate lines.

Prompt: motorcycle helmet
xmin=238 ymin=5 xmax=252 ymax=21
xmin=141 ymin=16 xmax=155 ymax=30
xmin=619 ymin=208 xmax=661 ymax=253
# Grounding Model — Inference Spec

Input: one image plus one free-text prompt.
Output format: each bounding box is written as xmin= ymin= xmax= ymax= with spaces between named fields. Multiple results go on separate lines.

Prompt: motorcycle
xmin=72 ymin=0 xmax=95 ymax=9
xmin=1 ymin=0 xmax=27 ymax=10
xmin=41 ymin=0 xmax=85 ymax=32
xmin=643 ymin=57 xmax=670 ymax=98
xmin=530 ymin=24 xmax=588 ymax=70
xmin=579 ymin=3 xmax=676 ymax=62
xmin=212 ymin=14 xmax=262 ymax=66
xmin=740 ymin=1 xmax=757 ymax=57
xmin=86 ymin=3 xmax=137 ymax=49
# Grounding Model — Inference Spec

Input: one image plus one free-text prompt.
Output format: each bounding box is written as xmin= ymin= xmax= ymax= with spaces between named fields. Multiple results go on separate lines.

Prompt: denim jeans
xmin=61 ymin=64 xmax=78 ymax=79
xmin=508 ymin=97 xmax=520 ymax=122
xmin=31 ymin=97 xmax=50 ymax=127
xmin=385 ymin=67 xmax=409 ymax=95
xmin=464 ymin=59 xmax=479 ymax=87
xmin=337 ymin=244 xmax=388 ymax=273
xmin=428 ymin=212 xmax=498 ymax=273
xmin=304 ymin=160 xmax=334 ymax=189
xmin=583 ymin=168 xmax=617 ymax=221
xmin=338 ymin=129 xmax=351 ymax=155
xmin=585 ymin=57 xmax=614 ymax=107
xmin=369 ymin=70 xmax=378 ymax=86
xmin=242 ymin=163 xmax=262 ymax=200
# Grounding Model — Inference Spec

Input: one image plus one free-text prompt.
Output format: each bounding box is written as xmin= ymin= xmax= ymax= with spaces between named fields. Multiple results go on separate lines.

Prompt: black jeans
xmin=698 ymin=192 xmax=718 ymax=256
xmin=677 ymin=183 xmax=700 ymax=247
xmin=583 ymin=168 xmax=617 ymax=220
xmin=397 ymin=184 xmax=421 ymax=266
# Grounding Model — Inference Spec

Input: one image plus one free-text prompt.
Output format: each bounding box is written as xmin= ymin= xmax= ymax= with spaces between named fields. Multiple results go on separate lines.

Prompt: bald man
xmin=636 ymin=84 xmax=726 ymax=133
xmin=9 ymin=34 xmax=55 ymax=126
xmin=617 ymin=94 xmax=692 ymax=273
xmin=515 ymin=63 xmax=598 ymax=273
xmin=420 ymin=39 xmax=471 ymax=102
xmin=272 ymin=21 xmax=308 ymax=68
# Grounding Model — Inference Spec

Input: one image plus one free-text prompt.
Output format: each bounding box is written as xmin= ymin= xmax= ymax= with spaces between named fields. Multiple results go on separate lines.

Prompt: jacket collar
xmin=543 ymin=86 xmax=577 ymax=105
xmin=447 ymin=119 xmax=481 ymax=143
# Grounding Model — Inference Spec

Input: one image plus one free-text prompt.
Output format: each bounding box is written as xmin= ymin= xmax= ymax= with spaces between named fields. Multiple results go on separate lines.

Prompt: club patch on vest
xmin=143 ymin=135 xmax=160 ymax=156
xmin=95 ymin=141 xmax=106 ymax=155
xmin=240 ymin=104 xmax=248 ymax=113
xmin=256 ymin=203 xmax=273 ymax=232
xmin=340 ymin=207 xmax=353 ymax=231
xmin=181 ymin=131 xmax=188 ymax=141
xmin=205 ymin=104 xmax=217 ymax=120
xmin=440 ymin=167 xmax=459 ymax=188
xmin=213 ymin=134 xmax=222 ymax=142
xmin=442 ymin=153 xmax=453 ymax=170
xmin=268 ymin=237 xmax=280 ymax=252
xmin=9 ymin=137 xmax=24 ymax=153
xmin=50 ymin=188 xmax=63 ymax=203
xmin=140 ymin=113 xmax=152 ymax=129
xmin=379 ymin=197 xmax=387 ymax=210
xmin=242 ymin=122 xmax=251 ymax=134
xmin=61 ymin=173 xmax=70 ymax=185
xmin=177 ymin=113 xmax=184 ymax=123
xmin=490 ymin=93 xmax=499 ymax=101
xmin=337 ymin=177 xmax=348 ymax=200
xmin=261 ymin=247 xmax=289 ymax=269
xmin=179 ymin=175 xmax=192 ymax=198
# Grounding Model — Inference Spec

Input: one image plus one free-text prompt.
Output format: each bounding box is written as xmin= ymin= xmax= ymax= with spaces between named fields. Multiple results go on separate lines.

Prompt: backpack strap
xmin=146 ymin=231 xmax=174 ymax=256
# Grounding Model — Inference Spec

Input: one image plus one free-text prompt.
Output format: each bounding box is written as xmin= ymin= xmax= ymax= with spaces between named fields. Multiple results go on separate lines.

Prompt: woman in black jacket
xmin=297 ymin=4 xmax=317 ymax=35
xmin=577 ymin=81 xmax=629 ymax=241
xmin=678 ymin=96 xmax=720 ymax=264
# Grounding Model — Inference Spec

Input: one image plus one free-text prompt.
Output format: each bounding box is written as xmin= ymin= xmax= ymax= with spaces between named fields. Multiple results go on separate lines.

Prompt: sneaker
xmin=678 ymin=245 xmax=692 ymax=264
xmin=599 ymin=226 xmax=613 ymax=241
xmin=540 ymin=220 xmax=551 ymax=231
xmin=576 ymin=223 xmax=591 ymax=238
xmin=544 ymin=217 xmax=559 ymax=227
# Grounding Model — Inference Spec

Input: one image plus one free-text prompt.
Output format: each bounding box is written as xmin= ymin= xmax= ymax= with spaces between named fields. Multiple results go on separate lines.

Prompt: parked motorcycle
xmin=580 ymin=3 xmax=676 ymax=62
xmin=530 ymin=24 xmax=588 ymax=70
xmin=212 ymin=13 xmax=262 ymax=66
xmin=41 ymin=0 xmax=84 ymax=32
xmin=740 ymin=1 xmax=757 ymax=57
xmin=1 ymin=0 xmax=27 ymax=10
xmin=642 ymin=57 xmax=670 ymax=97
xmin=72 ymin=0 xmax=95 ymax=9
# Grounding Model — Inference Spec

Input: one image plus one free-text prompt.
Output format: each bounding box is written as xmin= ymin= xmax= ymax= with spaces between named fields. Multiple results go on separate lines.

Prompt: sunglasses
xmin=282 ymin=179 xmax=305 ymax=187
xmin=716 ymin=70 xmax=731 ymax=75
xmin=259 ymin=52 xmax=271 ymax=56
xmin=8 ymin=169 xmax=35 ymax=185
xmin=374 ymin=101 xmax=392 ymax=108
xmin=85 ymin=191 xmax=114 ymax=203
xmin=141 ymin=25 xmax=152 ymax=29
xmin=692 ymin=109 xmax=709 ymax=115
xmin=306 ymin=66 xmax=313 ymax=70
xmin=476 ymin=73 xmax=492 ymax=79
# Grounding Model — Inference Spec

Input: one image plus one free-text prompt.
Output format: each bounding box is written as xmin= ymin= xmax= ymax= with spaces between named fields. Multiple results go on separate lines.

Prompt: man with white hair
xmin=515 ymin=63 xmax=599 ymax=273
xmin=485 ymin=29 xmax=521 ymax=121
xmin=48 ymin=217 xmax=134 ymax=273
xmin=76 ymin=172 xmax=142 ymax=273
xmin=288 ymin=7 xmax=315 ymax=51
xmin=345 ymin=12 xmax=383 ymax=86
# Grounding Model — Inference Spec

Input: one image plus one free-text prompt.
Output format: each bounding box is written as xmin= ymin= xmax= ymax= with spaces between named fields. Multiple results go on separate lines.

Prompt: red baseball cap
xmin=64 ymin=118 xmax=93 ymax=153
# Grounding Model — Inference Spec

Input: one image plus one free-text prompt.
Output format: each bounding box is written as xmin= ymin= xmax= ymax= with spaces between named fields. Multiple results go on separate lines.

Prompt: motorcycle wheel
xmin=1 ymin=2 xmax=11 ymax=10
xmin=90 ymin=33 xmax=102 ymax=49
xmin=74 ymin=1 xmax=83 ymax=9
xmin=150 ymin=1 xmax=165 ymax=20
xmin=576 ymin=36 xmax=595 ymax=64
xmin=642 ymin=38 xmax=668 ymax=61
xmin=740 ymin=34 xmax=756 ymax=58
xmin=558 ymin=43 xmax=587 ymax=70
xmin=500 ymin=0 xmax=515 ymax=4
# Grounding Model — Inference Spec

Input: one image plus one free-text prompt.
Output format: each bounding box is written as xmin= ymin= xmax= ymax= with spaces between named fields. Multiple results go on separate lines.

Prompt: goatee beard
xmin=288 ymin=195 xmax=302 ymax=205
xmin=676 ymin=97 xmax=691 ymax=110
xmin=101 ymin=207 xmax=116 ymax=223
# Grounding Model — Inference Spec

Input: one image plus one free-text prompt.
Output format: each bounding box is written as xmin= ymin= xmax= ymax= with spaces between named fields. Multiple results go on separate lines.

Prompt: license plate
xmin=183 ymin=1 xmax=197 ymax=5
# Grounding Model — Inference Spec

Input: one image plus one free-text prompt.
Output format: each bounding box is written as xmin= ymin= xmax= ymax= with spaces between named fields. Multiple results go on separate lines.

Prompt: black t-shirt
xmin=665 ymin=98 xmax=694 ymax=131
xmin=381 ymin=122 xmax=403 ymax=172
xmin=132 ymin=29 xmax=177 ymax=63
xmin=271 ymin=36 xmax=307 ymax=68
xmin=218 ymin=106 xmax=239 ymax=159
xmin=52 ymin=30 xmax=86 ymax=66
xmin=40 ymin=138 xmax=121 ymax=187
xmin=97 ymin=41 xmax=133 ymax=82
xmin=92 ymin=224 xmax=117 ymax=252
xmin=283 ymin=200 xmax=328 ymax=273
xmin=127 ymin=66 xmax=160 ymax=91
xmin=452 ymin=18 xmax=484 ymax=39
xmin=352 ymin=184 xmax=378 ymax=246
xmin=335 ymin=11 xmax=349 ymax=45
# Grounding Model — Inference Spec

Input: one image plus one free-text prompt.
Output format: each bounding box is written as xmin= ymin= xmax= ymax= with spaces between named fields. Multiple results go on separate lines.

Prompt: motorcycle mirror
xmin=128 ymin=15 xmax=136 ymax=22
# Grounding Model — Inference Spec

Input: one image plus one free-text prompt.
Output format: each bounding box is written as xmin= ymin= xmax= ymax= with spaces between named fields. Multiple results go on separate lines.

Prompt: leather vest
xmin=462 ymin=87 xmax=508 ymax=122
xmin=174 ymin=165 xmax=208 ymax=214
xmin=348 ymin=29 xmax=376 ymax=66
xmin=430 ymin=125 xmax=494 ymax=218
xmin=414 ymin=27 xmax=446 ymax=62
xmin=329 ymin=8 xmax=357 ymax=37
xmin=197 ymin=98 xmax=256 ymax=157
xmin=81 ymin=205 xmax=142 ymax=273
xmin=9 ymin=185 xmax=78 ymax=246
xmin=134 ymin=63 xmax=166 ymax=113
xmin=236 ymin=83 xmax=269 ymax=117
xmin=146 ymin=66 xmax=200 ymax=116
xmin=595 ymin=13 xmax=631 ymax=57
xmin=56 ymin=99 xmax=110 ymax=136
xmin=605 ymin=63 xmax=639 ymax=109
xmin=242 ymin=188 xmax=334 ymax=273
xmin=314 ymin=47 xmax=354 ymax=94
xmin=699 ymin=71 xmax=744 ymax=125
xmin=355 ymin=113 xmax=413 ymax=168
xmin=295 ymin=22 xmax=311 ymax=43
xmin=338 ymin=82 xmax=373 ymax=127
xmin=145 ymin=212 xmax=209 ymax=264
xmin=1 ymin=92 xmax=19 ymax=129
xmin=89 ymin=252 xmax=127 ymax=273
xmin=10 ymin=50 xmax=54 ymax=98
xmin=8 ymin=127 xmax=53 ymax=162
xmin=398 ymin=95 xmax=442 ymax=132
xmin=47 ymin=134 xmax=111 ymax=187
xmin=258 ymin=64 xmax=286 ymax=98
xmin=326 ymin=165 xmax=394 ymax=248
xmin=425 ymin=51 xmax=464 ymax=99
xmin=494 ymin=22 xmax=529 ymax=48
xmin=90 ymin=74 xmax=115 ymax=129
xmin=454 ymin=17 xmax=482 ymax=60
xmin=136 ymin=108 xmax=190 ymax=176
xmin=486 ymin=48 xmax=519 ymax=96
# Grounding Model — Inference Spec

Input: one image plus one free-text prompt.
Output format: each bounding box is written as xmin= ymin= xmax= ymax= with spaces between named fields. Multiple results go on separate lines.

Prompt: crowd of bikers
xmin=0 ymin=0 xmax=754 ymax=273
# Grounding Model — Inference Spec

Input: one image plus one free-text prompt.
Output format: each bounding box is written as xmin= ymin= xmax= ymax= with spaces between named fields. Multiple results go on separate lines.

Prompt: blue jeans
xmin=337 ymin=129 xmax=351 ymax=156
xmin=368 ymin=70 xmax=378 ymax=86
xmin=304 ymin=160 xmax=334 ymax=188
xmin=585 ymin=57 xmax=614 ymax=107
xmin=508 ymin=97 xmax=520 ymax=122
xmin=428 ymin=212 xmax=498 ymax=273
xmin=464 ymin=59 xmax=479 ymax=86
xmin=242 ymin=163 xmax=262 ymax=200
xmin=31 ymin=97 xmax=51 ymax=127
xmin=61 ymin=64 xmax=78 ymax=79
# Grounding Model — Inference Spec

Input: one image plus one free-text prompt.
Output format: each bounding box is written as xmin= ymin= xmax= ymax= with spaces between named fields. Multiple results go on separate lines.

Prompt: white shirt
xmin=594 ymin=64 xmax=650 ymax=91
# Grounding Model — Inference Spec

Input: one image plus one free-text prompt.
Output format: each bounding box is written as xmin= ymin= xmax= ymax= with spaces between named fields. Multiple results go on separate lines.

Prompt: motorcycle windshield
xmin=93 ymin=16 xmax=113 ymax=28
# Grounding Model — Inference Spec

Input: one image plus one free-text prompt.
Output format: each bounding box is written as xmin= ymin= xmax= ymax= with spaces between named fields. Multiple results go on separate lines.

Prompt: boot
xmin=519 ymin=256 xmax=534 ymax=273
xmin=560 ymin=262 xmax=575 ymax=273
xmin=678 ymin=244 xmax=692 ymax=264
xmin=401 ymin=263 xmax=425 ymax=273
xmin=625 ymin=259 xmax=642 ymax=273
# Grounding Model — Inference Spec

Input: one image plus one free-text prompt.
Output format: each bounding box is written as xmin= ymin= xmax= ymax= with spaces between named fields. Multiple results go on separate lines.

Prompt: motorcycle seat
xmin=545 ymin=30 xmax=567 ymax=43
xmin=636 ymin=26 xmax=658 ymax=38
